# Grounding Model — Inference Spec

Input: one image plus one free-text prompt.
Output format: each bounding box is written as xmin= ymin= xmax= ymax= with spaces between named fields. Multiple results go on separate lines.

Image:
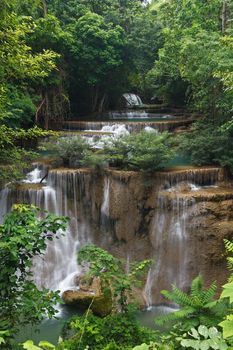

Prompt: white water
xmin=123 ymin=93 xmax=143 ymax=107
xmin=23 ymin=167 xmax=42 ymax=183
xmin=110 ymin=111 xmax=149 ymax=119
xmin=144 ymin=191 xmax=192 ymax=307
xmin=101 ymin=177 xmax=110 ymax=218
xmin=0 ymin=166 xmax=82 ymax=292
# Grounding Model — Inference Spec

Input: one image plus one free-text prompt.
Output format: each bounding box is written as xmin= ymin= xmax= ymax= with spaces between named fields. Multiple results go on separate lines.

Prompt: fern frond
xmin=201 ymin=281 xmax=217 ymax=304
xmin=191 ymin=276 xmax=203 ymax=295
xmin=224 ymin=239 xmax=233 ymax=254
xmin=161 ymin=286 xmax=193 ymax=307
xmin=227 ymin=257 xmax=233 ymax=271
xmin=155 ymin=306 xmax=195 ymax=325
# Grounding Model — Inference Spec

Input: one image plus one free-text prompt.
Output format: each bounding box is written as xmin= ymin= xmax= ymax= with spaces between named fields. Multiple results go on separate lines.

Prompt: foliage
xmin=219 ymin=240 xmax=233 ymax=341
xmin=155 ymin=276 xmax=226 ymax=330
xmin=146 ymin=0 xmax=233 ymax=118
xmin=180 ymin=326 xmax=228 ymax=350
xmin=0 ymin=205 xmax=68 ymax=340
xmin=59 ymin=312 xmax=157 ymax=350
xmin=0 ymin=4 xmax=58 ymax=124
xmin=103 ymin=131 xmax=175 ymax=171
xmin=178 ymin=121 xmax=233 ymax=175
xmin=0 ymin=126 xmax=56 ymax=185
xmin=77 ymin=244 xmax=151 ymax=312
xmin=46 ymin=136 xmax=105 ymax=169
xmin=22 ymin=340 xmax=56 ymax=350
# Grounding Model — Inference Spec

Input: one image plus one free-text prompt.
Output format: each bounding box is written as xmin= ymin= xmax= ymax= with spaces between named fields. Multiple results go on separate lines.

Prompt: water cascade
xmin=62 ymin=119 xmax=193 ymax=133
xmin=122 ymin=93 xmax=143 ymax=107
xmin=0 ymin=165 xmax=232 ymax=307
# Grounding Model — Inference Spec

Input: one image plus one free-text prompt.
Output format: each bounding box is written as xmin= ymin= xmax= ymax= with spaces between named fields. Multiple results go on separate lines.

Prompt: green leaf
xmin=190 ymin=328 xmax=200 ymax=340
xmin=198 ymin=325 xmax=209 ymax=339
xmin=220 ymin=282 xmax=233 ymax=303
xmin=22 ymin=340 xmax=42 ymax=350
xmin=38 ymin=340 xmax=55 ymax=349
xmin=132 ymin=344 xmax=149 ymax=350
xmin=200 ymin=340 xmax=210 ymax=350
xmin=219 ymin=315 xmax=233 ymax=339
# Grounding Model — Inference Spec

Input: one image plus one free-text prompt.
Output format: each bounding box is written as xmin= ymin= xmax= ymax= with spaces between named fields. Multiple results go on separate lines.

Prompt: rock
xmin=62 ymin=277 xmax=112 ymax=317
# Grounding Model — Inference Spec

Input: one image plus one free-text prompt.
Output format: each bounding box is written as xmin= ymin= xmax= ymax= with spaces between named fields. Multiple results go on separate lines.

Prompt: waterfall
xmin=143 ymin=191 xmax=193 ymax=306
xmin=123 ymin=93 xmax=143 ymax=107
xmin=0 ymin=164 xmax=228 ymax=307
xmin=0 ymin=167 xmax=85 ymax=291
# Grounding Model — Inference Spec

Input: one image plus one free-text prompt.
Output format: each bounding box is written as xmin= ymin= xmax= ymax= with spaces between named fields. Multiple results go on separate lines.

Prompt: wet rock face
xmin=2 ymin=165 xmax=232 ymax=305
xmin=95 ymin=169 xmax=233 ymax=303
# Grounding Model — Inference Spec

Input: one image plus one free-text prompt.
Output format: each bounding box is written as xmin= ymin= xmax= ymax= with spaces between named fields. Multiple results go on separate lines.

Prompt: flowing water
xmin=0 ymin=159 xmax=227 ymax=342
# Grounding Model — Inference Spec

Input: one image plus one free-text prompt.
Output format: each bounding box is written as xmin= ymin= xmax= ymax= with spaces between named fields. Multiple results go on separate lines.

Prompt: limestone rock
xmin=62 ymin=277 xmax=112 ymax=317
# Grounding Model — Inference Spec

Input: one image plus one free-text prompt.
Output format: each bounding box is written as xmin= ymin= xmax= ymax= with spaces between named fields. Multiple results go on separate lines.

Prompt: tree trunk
xmin=41 ymin=0 xmax=48 ymax=16
xmin=98 ymin=93 xmax=107 ymax=113
xmin=35 ymin=97 xmax=45 ymax=125
xmin=92 ymin=86 xmax=99 ymax=113
xmin=44 ymin=91 xmax=49 ymax=130
xmin=221 ymin=0 xmax=227 ymax=33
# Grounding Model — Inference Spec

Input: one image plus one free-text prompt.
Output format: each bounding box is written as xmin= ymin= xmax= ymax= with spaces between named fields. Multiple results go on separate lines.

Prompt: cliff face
xmin=1 ymin=165 xmax=232 ymax=305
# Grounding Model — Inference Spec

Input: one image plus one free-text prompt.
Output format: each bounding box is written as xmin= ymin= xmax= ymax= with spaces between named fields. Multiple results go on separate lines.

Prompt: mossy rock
xmin=62 ymin=277 xmax=112 ymax=317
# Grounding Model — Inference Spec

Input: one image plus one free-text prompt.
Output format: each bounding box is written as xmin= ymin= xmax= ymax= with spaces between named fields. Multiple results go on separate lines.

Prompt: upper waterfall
xmin=122 ymin=93 xmax=143 ymax=107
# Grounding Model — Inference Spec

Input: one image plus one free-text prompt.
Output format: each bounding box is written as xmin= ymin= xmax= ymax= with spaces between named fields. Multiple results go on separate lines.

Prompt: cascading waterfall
xmin=143 ymin=173 xmax=221 ymax=307
xmin=0 ymin=167 xmax=84 ymax=292
xmin=123 ymin=93 xmax=143 ymax=107
xmin=0 ymin=163 xmax=228 ymax=308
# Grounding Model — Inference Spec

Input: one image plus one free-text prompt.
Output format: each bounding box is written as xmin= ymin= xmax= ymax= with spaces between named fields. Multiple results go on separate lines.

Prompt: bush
xmin=59 ymin=312 xmax=157 ymax=350
xmin=103 ymin=131 xmax=175 ymax=171
xmin=178 ymin=120 xmax=233 ymax=175
xmin=47 ymin=136 xmax=105 ymax=169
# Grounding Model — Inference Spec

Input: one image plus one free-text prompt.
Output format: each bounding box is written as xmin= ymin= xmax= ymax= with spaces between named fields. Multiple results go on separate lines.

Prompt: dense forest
xmin=0 ymin=0 xmax=233 ymax=349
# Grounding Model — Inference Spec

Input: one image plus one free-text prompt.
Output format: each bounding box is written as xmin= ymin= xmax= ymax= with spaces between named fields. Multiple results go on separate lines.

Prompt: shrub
xmin=103 ymin=131 xmax=175 ymax=171
xmin=77 ymin=244 xmax=151 ymax=313
xmin=0 ymin=205 xmax=68 ymax=348
xmin=178 ymin=120 xmax=233 ymax=175
xmin=59 ymin=312 xmax=157 ymax=350
xmin=46 ymin=136 xmax=105 ymax=169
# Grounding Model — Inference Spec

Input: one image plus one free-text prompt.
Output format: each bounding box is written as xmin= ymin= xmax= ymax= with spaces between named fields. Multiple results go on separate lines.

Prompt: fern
xmin=223 ymin=240 xmax=233 ymax=280
xmin=224 ymin=239 xmax=233 ymax=254
xmin=161 ymin=287 xmax=193 ymax=307
xmin=157 ymin=276 xmax=224 ymax=330
xmin=155 ymin=306 xmax=195 ymax=326
xmin=201 ymin=281 xmax=217 ymax=305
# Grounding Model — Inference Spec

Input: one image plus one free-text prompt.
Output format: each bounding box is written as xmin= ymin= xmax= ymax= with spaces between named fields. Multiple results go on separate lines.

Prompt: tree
xmin=0 ymin=205 xmax=68 ymax=345
xmin=69 ymin=12 xmax=125 ymax=113
xmin=0 ymin=1 xmax=58 ymax=125
xmin=146 ymin=0 xmax=233 ymax=117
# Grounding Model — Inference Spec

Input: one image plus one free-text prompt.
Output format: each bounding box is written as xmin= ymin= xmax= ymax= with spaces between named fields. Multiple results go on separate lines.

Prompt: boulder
xmin=62 ymin=276 xmax=112 ymax=317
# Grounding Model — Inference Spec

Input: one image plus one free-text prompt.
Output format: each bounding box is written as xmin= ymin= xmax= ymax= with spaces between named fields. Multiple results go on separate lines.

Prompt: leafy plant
xmin=45 ymin=136 xmax=105 ymax=169
xmin=178 ymin=121 xmax=233 ymax=175
xmin=103 ymin=131 xmax=175 ymax=171
xmin=219 ymin=240 xmax=233 ymax=341
xmin=0 ymin=205 xmax=68 ymax=342
xmin=59 ymin=312 xmax=157 ymax=350
xmin=22 ymin=340 xmax=55 ymax=350
xmin=156 ymin=276 xmax=226 ymax=330
xmin=180 ymin=325 xmax=228 ymax=350
xmin=77 ymin=244 xmax=151 ymax=312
